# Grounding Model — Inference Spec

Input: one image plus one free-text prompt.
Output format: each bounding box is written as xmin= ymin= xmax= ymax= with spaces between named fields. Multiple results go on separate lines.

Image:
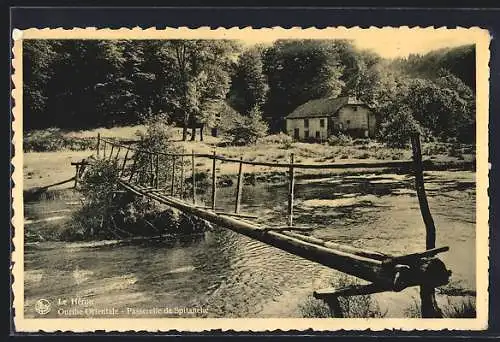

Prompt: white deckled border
xmin=11 ymin=26 xmax=491 ymax=333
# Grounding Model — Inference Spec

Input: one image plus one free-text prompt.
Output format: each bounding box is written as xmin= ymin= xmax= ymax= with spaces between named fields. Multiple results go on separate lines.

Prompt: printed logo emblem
xmin=35 ymin=299 xmax=51 ymax=315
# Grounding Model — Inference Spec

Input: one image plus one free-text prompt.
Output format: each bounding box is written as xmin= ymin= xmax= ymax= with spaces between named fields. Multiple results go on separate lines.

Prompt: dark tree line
xmin=23 ymin=39 xmax=476 ymax=143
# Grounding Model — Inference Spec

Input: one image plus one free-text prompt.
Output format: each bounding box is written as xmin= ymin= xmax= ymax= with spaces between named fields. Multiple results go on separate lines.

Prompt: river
xmin=23 ymin=170 xmax=476 ymax=318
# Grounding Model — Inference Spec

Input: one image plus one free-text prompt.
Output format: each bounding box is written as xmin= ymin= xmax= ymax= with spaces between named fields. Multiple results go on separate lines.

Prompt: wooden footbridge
xmin=75 ymin=134 xmax=452 ymax=318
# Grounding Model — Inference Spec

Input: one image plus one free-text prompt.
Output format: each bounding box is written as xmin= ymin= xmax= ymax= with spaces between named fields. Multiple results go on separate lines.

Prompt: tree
xmin=42 ymin=40 xmax=128 ymax=128
xmin=262 ymin=40 xmax=344 ymax=131
xmin=378 ymin=105 xmax=422 ymax=147
xmin=228 ymin=46 xmax=268 ymax=115
xmin=23 ymin=40 xmax=58 ymax=129
xmin=166 ymin=40 xmax=240 ymax=141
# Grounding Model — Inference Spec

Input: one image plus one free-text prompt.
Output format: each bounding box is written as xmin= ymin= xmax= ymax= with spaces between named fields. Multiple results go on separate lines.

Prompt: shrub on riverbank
xmin=65 ymin=158 xmax=207 ymax=241
xmin=299 ymin=275 xmax=387 ymax=318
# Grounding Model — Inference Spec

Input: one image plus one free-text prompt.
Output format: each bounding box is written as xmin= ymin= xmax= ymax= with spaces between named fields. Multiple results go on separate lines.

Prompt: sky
xmin=237 ymin=28 xmax=478 ymax=59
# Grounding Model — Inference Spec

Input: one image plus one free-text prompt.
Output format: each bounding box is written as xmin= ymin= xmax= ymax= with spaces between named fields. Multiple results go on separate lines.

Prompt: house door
xmin=294 ymin=128 xmax=300 ymax=139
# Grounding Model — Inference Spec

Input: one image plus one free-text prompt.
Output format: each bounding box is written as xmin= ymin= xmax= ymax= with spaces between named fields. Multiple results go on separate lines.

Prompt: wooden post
xmin=211 ymin=150 xmax=217 ymax=211
xmin=114 ymin=146 xmax=121 ymax=161
xmin=120 ymin=149 xmax=130 ymax=178
xmin=128 ymin=153 xmax=138 ymax=182
xmin=191 ymin=150 xmax=196 ymax=205
xmin=235 ymin=157 xmax=244 ymax=214
xmin=74 ymin=165 xmax=80 ymax=188
xmin=103 ymin=141 xmax=107 ymax=159
xmin=155 ymin=153 xmax=160 ymax=188
xmin=180 ymin=151 xmax=185 ymax=198
xmin=411 ymin=134 xmax=442 ymax=318
xmin=108 ymin=144 xmax=115 ymax=161
xmin=288 ymin=153 xmax=295 ymax=227
xmin=170 ymin=155 xmax=176 ymax=196
xmin=96 ymin=133 xmax=101 ymax=158
xmin=149 ymin=153 xmax=154 ymax=187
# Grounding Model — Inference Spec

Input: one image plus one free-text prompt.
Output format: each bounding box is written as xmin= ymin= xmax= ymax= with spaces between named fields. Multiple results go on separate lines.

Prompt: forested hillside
xmin=23 ymin=39 xmax=476 ymax=144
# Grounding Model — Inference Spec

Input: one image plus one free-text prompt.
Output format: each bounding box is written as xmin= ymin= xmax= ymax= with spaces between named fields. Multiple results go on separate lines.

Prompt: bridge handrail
xmin=99 ymin=137 xmax=414 ymax=170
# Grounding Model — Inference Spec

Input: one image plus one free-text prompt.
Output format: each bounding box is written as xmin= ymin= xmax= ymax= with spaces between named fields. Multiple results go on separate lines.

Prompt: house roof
xmin=286 ymin=96 xmax=365 ymax=119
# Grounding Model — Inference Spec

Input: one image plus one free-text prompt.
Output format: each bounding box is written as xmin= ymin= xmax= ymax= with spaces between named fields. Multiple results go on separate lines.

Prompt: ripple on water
xmin=24 ymin=171 xmax=476 ymax=318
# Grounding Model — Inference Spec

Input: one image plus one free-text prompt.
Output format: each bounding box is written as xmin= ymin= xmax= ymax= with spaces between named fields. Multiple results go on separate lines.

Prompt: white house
xmin=285 ymin=96 xmax=378 ymax=141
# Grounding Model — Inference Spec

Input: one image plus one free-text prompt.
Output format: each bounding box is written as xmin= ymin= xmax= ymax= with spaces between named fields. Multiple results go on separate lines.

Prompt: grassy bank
xmin=23 ymin=125 xmax=475 ymax=192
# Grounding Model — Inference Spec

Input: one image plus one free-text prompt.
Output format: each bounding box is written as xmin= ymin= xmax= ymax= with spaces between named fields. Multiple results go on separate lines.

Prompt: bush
xmin=327 ymin=133 xmax=353 ymax=146
xmin=299 ymin=275 xmax=386 ymax=318
xmin=24 ymin=128 xmax=96 ymax=152
xmin=443 ymin=297 xmax=476 ymax=318
xmin=224 ymin=106 xmax=268 ymax=146
xmin=133 ymin=114 xmax=184 ymax=187
xmin=66 ymin=115 xmax=207 ymax=241
xmin=258 ymin=133 xmax=293 ymax=145
xmin=378 ymin=108 xmax=422 ymax=148
xmin=404 ymin=296 xmax=476 ymax=318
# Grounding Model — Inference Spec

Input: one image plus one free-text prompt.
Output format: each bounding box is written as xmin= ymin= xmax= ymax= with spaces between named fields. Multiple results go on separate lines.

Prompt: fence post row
xmin=235 ymin=157 xmax=244 ymax=214
xmin=211 ymin=150 xmax=217 ymax=211
xmin=410 ymin=133 xmax=442 ymax=318
xmin=288 ymin=153 xmax=295 ymax=227
xmin=191 ymin=150 xmax=196 ymax=205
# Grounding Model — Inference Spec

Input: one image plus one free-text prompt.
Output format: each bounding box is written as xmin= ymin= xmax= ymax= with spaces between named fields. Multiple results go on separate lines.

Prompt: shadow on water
xmin=24 ymin=170 xmax=476 ymax=318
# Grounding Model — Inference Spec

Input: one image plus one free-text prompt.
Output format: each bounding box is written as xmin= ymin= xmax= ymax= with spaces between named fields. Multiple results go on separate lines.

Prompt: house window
xmin=315 ymin=131 xmax=320 ymax=139
xmin=304 ymin=119 xmax=309 ymax=128
xmin=320 ymin=119 xmax=325 ymax=128
xmin=304 ymin=130 xmax=309 ymax=139
xmin=353 ymin=106 xmax=358 ymax=112
xmin=346 ymin=120 xmax=351 ymax=126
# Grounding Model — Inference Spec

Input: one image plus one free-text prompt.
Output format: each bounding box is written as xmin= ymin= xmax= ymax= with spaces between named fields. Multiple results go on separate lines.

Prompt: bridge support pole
xmin=411 ymin=133 xmax=443 ymax=318
xmin=211 ymin=150 xmax=217 ymax=210
xmin=96 ymin=133 xmax=101 ymax=158
xmin=155 ymin=153 xmax=160 ymax=188
xmin=171 ymin=155 xmax=176 ymax=196
xmin=235 ymin=157 xmax=244 ymax=214
xmin=180 ymin=151 xmax=185 ymax=198
xmin=191 ymin=150 xmax=196 ymax=205
xmin=288 ymin=153 xmax=295 ymax=227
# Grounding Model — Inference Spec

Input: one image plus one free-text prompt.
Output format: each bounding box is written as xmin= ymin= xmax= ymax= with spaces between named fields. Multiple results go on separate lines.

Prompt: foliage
xmin=404 ymin=296 xmax=476 ymax=318
xmin=378 ymin=106 xmax=422 ymax=148
xmin=257 ymin=133 xmax=293 ymax=145
xmin=71 ymin=153 xmax=206 ymax=241
xmin=391 ymin=44 xmax=475 ymax=90
xmin=23 ymin=128 xmax=96 ymax=152
xmin=327 ymin=133 xmax=354 ymax=146
xmin=133 ymin=114 xmax=184 ymax=187
xmin=224 ymin=106 xmax=268 ymax=145
xmin=228 ymin=46 xmax=269 ymax=115
xmin=299 ymin=275 xmax=386 ymax=318
xmin=443 ymin=297 xmax=476 ymax=318
xmin=23 ymin=39 xmax=475 ymax=144
xmin=262 ymin=40 xmax=345 ymax=130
